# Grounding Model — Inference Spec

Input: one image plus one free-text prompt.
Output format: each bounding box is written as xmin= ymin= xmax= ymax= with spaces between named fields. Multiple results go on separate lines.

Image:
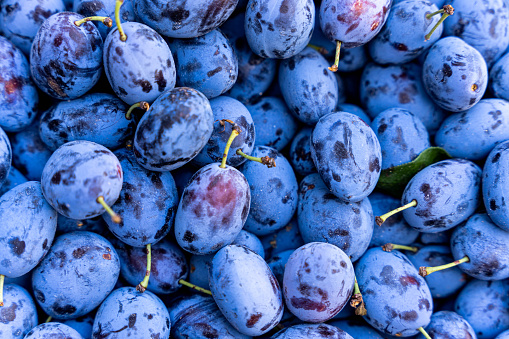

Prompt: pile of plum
xmin=2 ymin=0 xmax=509 ymax=338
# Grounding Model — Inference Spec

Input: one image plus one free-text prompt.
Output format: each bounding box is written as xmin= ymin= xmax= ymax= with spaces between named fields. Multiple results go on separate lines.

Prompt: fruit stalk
xmin=125 ymin=101 xmax=150 ymax=120
xmin=220 ymin=125 xmax=241 ymax=168
xmin=74 ymin=16 xmax=113 ymax=28
xmin=96 ymin=196 xmax=122 ymax=224
xmin=382 ymin=243 xmax=419 ymax=253
xmin=425 ymin=5 xmax=454 ymax=41
xmin=376 ymin=199 xmax=417 ymax=226
xmin=419 ymin=255 xmax=469 ymax=277
xmin=236 ymin=149 xmax=276 ymax=168
xmin=0 ymin=274 xmax=3 ymax=306
xmin=136 ymin=244 xmax=152 ymax=293
xmin=115 ymin=0 xmax=127 ymax=41
xmin=178 ymin=279 xmax=212 ymax=295
xmin=418 ymin=326 xmax=432 ymax=339
xmin=350 ymin=276 xmax=367 ymax=316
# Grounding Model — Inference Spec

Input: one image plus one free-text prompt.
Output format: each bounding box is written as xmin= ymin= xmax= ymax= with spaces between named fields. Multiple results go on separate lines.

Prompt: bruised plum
xmin=174 ymin=163 xmax=250 ymax=254
xmin=283 ymin=242 xmax=355 ymax=323
xmin=209 ymin=245 xmax=284 ymax=336
xmin=134 ymin=87 xmax=214 ymax=172
xmin=356 ymin=248 xmax=433 ymax=336
xmin=0 ymin=284 xmax=38 ymax=338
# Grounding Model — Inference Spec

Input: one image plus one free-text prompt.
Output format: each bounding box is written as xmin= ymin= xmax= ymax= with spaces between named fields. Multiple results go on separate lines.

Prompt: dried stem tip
xmin=419 ymin=255 xmax=469 ymax=277
xmin=382 ymin=243 xmax=419 ymax=253
xmin=237 ymin=149 xmax=276 ymax=168
xmin=425 ymin=5 xmax=454 ymax=41
xmin=126 ymin=101 xmax=150 ymax=120
xmin=136 ymin=244 xmax=152 ymax=293
xmin=75 ymin=16 xmax=113 ymax=27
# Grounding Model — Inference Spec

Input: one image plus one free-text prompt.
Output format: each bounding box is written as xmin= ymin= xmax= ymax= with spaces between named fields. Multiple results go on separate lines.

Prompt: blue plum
xmin=497 ymin=330 xmax=509 ymax=339
xmin=39 ymin=93 xmax=134 ymax=151
xmin=271 ymin=323 xmax=354 ymax=338
xmin=25 ymin=323 xmax=83 ymax=339
xmin=245 ymin=0 xmax=315 ymax=59
xmin=92 ymin=287 xmax=170 ymax=338
xmin=0 ymin=36 xmax=38 ymax=132
xmin=401 ymin=159 xmax=482 ymax=233
xmin=260 ymin=217 xmax=305 ymax=258
xmin=298 ymin=173 xmax=374 ymax=262
xmin=279 ymin=47 xmax=339 ymax=124
xmin=57 ymin=214 xmax=108 ymax=236
xmin=415 ymin=311 xmax=476 ymax=339
xmin=283 ymin=242 xmax=355 ymax=322
xmin=103 ymin=21 xmax=176 ymax=105
xmin=30 ymin=12 xmax=103 ymax=100
xmin=232 ymin=230 xmax=265 ymax=257
xmin=168 ymin=29 xmax=238 ymax=99
xmin=356 ymin=248 xmax=433 ymax=337
xmin=0 ymin=284 xmax=38 ymax=339
xmin=371 ymin=108 xmax=430 ymax=169
xmin=336 ymin=103 xmax=371 ymax=124
xmin=0 ymin=167 xmax=27 ymax=197
xmin=41 ymin=140 xmax=123 ymax=220
xmin=133 ymin=87 xmax=214 ymax=171
xmin=188 ymin=253 xmax=214 ymax=290
xmin=490 ymin=53 xmax=509 ymax=101
xmin=483 ymin=140 xmax=509 ymax=231
xmin=422 ymin=36 xmax=488 ymax=112
xmin=435 ymin=99 xmax=509 ymax=161
xmin=267 ymin=249 xmax=293 ymax=287
xmin=311 ymin=111 xmax=381 ymax=202
xmin=240 ymin=146 xmax=298 ymax=236
xmin=209 ymin=244 xmax=283 ymax=336
xmin=0 ymin=126 xmax=11 ymax=187
xmin=32 ymin=231 xmax=120 ymax=319
xmin=58 ymin=314 xmax=94 ymax=339
xmin=289 ymin=127 xmax=316 ymax=176
xmin=0 ymin=182 xmax=57 ymax=278
xmin=329 ymin=318 xmax=384 ymax=339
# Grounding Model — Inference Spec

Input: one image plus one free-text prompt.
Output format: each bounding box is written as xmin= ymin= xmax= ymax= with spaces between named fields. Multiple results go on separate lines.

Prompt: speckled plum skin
xmin=168 ymin=294 xmax=251 ymax=339
xmin=115 ymin=238 xmax=188 ymax=294
xmin=311 ymin=112 xmax=381 ymax=202
xmin=279 ymin=47 xmax=339 ymax=125
xmin=483 ymin=140 xmax=509 ymax=231
xmin=359 ymin=62 xmax=445 ymax=134
xmin=0 ymin=284 xmax=38 ymax=339
xmin=289 ymin=127 xmax=316 ymax=176
xmin=106 ymin=148 xmax=178 ymax=247
xmin=0 ymin=126 xmax=11 ymax=187
xmin=401 ymin=159 xmax=482 ymax=233
xmin=174 ymin=163 xmax=250 ymax=254
xmin=371 ymin=108 xmax=430 ymax=169
xmin=0 ymin=182 xmax=57 ymax=278
xmin=32 ymin=231 xmax=120 ymax=320
xmin=133 ymin=87 xmax=214 ymax=172
xmin=134 ymin=0 xmax=238 ymax=38
xmin=435 ymin=99 xmax=509 ymax=161
xmin=25 ymin=323 xmax=83 ymax=339
xmin=443 ymin=0 xmax=509 ymax=68
xmin=297 ymin=174 xmax=374 ymax=262
xmin=103 ymin=22 xmax=176 ymax=105
xmin=415 ymin=311 xmax=476 ymax=339
xmin=240 ymin=146 xmax=298 ymax=236
xmin=41 ymin=140 xmax=123 ymax=220
xmin=356 ymin=248 xmax=433 ymax=337
xmin=188 ymin=253 xmax=214 ymax=290
xmin=10 ymin=123 xmax=51 ymax=181
xmin=368 ymin=0 xmax=442 ymax=65
xmin=232 ymin=230 xmax=265 ymax=257
xmin=260 ymin=217 xmax=305 ymax=258
xmin=451 ymin=213 xmax=509 ymax=280
xmin=169 ymin=29 xmax=238 ymax=99
xmin=369 ymin=192 xmax=419 ymax=247
xmin=59 ymin=314 xmax=94 ymax=339
xmin=0 ymin=0 xmax=65 ymax=55
xmin=245 ymin=0 xmax=314 ymax=59
xmin=30 ymin=12 xmax=103 ymax=100
xmin=0 ymin=36 xmax=38 ymax=132
xmin=455 ymin=279 xmax=509 ymax=338
xmin=92 ymin=287 xmax=170 ymax=339
xmin=209 ymin=245 xmax=284 ymax=336
xmin=192 ymin=96 xmax=255 ymax=167
xmin=283 ymin=242 xmax=355 ymax=323
xmin=319 ymin=0 xmax=391 ymax=48
xmin=406 ymin=245 xmax=467 ymax=298
xmin=39 ymin=93 xmax=134 ymax=151
xmin=272 ymin=323 xmax=354 ymax=338
xmin=422 ymin=37 xmax=488 ymax=112
xmin=490 ymin=53 xmax=509 ymax=101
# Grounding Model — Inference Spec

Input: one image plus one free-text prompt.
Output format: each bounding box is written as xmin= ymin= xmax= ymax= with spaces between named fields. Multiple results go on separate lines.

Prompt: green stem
xmin=96 ymin=196 xmax=122 ymax=224
xmin=115 ymin=0 xmax=127 ymax=41
xmin=375 ymin=200 xmax=417 ymax=226
xmin=328 ymin=40 xmax=342 ymax=72
xmin=425 ymin=5 xmax=454 ymax=41
xmin=418 ymin=326 xmax=432 ymax=339
xmin=136 ymin=244 xmax=152 ymax=292
xmin=45 ymin=316 xmax=52 ymax=323
xmin=236 ymin=149 xmax=276 ymax=168
xmin=419 ymin=255 xmax=469 ymax=277
xmin=382 ymin=244 xmax=419 ymax=253
xmin=178 ymin=279 xmax=212 ymax=295
xmin=0 ymin=274 xmax=4 ymax=306
xmin=220 ymin=127 xmax=241 ymax=168
xmin=74 ymin=16 xmax=112 ymax=27
xmin=350 ymin=276 xmax=366 ymax=316
xmin=125 ymin=101 xmax=149 ymax=120
xmin=307 ymin=43 xmax=329 ymax=56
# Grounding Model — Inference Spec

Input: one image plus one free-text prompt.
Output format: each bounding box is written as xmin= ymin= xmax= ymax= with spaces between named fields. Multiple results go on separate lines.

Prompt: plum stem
xmin=74 ymin=16 xmax=113 ymax=28
xmin=45 ymin=316 xmax=52 ymax=323
xmin=328 ymin=40 xmax=342 ymax=72
xmin=382 ymin=243 xmax=419 ymax=253
xmin=425 ymin=5 xmax=454 ymax=41
xmin=136 ymin=244 xmax=152 ymax=293
xmin=125 ymin=101 xmax=149 ymax=120
xmin=115 ymin=0 xmax=127 ymax=41
xmin=350 ymin=276 xmax=367 ymax=316
xmin=0 ymin=274 xmax=3 ymax=306
xmin=178 ymin=279 xmax=212 ymax=295
xmin=376 ymin=199 xmax=417 ymax=226
xmin=220 ymin=125 xmax=241 ymax=168
xmin=236 ymin=149 xmax=276 ymax=168
xmin=418 ymin=326 xmax=432 ymax=339
xmin=419 ymin=255 xmax=469 ymax=277
xmin=96 ymin=196 xmax=122 ymax=224
xmin=307 ymin=43 xmax=329 ymax=56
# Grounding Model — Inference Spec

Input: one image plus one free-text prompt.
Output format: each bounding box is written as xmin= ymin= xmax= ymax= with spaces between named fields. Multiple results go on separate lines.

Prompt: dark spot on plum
xmin=399 ymin=275 xmax=420 ymax=287
xmin=288 ymin=59 xmax=295 ymax=71
xmin=115 ymin=47 xmax=123 ymax=56
xmin=0 ymin=301 xmax=17 ymax=321
xmin=490 ymin=199 xmax=499 ymax=211
xmin=442 ymin=64 xmax=452 ymax=78
xmin=42 ymin=239 xmax=48 ymax=249
xmin=328 ymin=228 xmax=349 ymax=237
xmin=378 ymin=124 xmax=387 ymax=133
xmin=128 ymin=313 xmax=137 ymax=328
xmin=401 ymin=310 xmax=418 ymax=321
xmin=418 ymin=298 xmax=430 ymax=311
xmin=369 ymin=157 xmax=380 ymax=172
xmin=333 ymin=141 xmax=348 ymax=159
xmin=51 ymin=303 xmax=77 ymax=316
xmin=8 ymin=238 xmax=25 ymax=256
xmin=183 ymin=231 xmax=197 ymax=243
xmin=246 ymin=313 xmax=262 ymax=328
xmin=207 ymin=67 xmax=222 ymax=77
xmin=154 ymin=70 xmax=167 ymax=92
xmin=290 ymin=297 xmax=326 ymax=311
xmin=332 ymin=172 xmax=341 ymax=182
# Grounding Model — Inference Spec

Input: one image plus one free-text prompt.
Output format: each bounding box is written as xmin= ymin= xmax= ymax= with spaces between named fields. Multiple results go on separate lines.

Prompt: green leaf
xmin=376 ymin=147 xmax=451 ymax=198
